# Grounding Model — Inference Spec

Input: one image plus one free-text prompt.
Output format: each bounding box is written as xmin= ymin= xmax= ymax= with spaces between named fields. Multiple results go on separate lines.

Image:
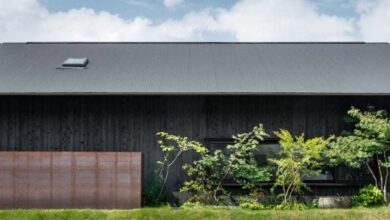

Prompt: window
xmin=204 ymin=138 xmax=279 ymax=185
xmin=303 ymin=170 xmax=334 ymax=182
xmin=61 ymin=57 xmax=89 ymax=67
xmin=205 ymin=138 xmax=279 ymax=166
xmin=256 ymin=140 xmax=280 ymax=166
xmin=205 ymin=138 xmax=334 ymax=184
xmin=204 ymin=137 xmax=372 ymax=186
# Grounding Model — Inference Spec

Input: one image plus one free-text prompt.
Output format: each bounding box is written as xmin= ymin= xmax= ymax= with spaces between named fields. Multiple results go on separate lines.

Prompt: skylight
xmin=62 ymin=57 xmax=89 ymax=67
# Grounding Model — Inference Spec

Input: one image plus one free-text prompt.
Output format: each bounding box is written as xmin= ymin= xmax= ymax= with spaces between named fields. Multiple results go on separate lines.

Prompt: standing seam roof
xmin=0 ymin=42 xmax=389 ymax=95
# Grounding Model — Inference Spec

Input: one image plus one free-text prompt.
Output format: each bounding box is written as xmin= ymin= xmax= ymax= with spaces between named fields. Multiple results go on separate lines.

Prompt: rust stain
xmin=0 ymin=152 xmax=142 ymax=209
xmin=114 ymin=152 xmax=118 ymax=208
xmin=50 ymin=152 xmax=53 ymax=208
xmin=95 ymin=152 xmax=100 ymax=208
xmin=12 ymin=152 xmax=15 ymax=208
xmin=71 ymin=152 xmax=76 ymax=208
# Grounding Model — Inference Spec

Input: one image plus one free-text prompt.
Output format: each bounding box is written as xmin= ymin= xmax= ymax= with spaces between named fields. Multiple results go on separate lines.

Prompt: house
xmin=0 ymin=42 xmax=390 ymax=207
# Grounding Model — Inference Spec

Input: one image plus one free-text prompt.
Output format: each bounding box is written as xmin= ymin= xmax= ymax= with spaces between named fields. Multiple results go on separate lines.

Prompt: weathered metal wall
xmin=0 ymin=96 xmax=389 ymax=196
xmin=0 ymin=152 xmax=142 ymax=209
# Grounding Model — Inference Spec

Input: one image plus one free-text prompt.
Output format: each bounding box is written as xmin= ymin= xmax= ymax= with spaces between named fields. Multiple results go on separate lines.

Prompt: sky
xmin=0 ymin=0 xmax=389 ymax=42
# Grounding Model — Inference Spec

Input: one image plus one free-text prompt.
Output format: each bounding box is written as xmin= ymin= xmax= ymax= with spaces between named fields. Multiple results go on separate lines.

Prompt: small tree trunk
xmin=366 ymin=161 xmax=378 ymax=187
xmin=384 ymin=167 xmax=389 ymax=204
xmin=213 ymin=189 xmax=218 ymax=203
xmin=159 ymin=151 xmax=183 ymax=198
xmin=384 ymin=153 xmax=389 ymax=204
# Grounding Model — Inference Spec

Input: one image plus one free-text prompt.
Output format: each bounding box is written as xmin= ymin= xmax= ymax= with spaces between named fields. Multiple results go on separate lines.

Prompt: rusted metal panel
xmin=0 ymin=152 xmax=142 ymax=209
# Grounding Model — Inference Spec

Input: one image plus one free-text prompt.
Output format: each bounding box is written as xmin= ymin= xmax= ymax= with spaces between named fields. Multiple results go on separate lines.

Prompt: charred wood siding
xmin=0 ymin=96 xmax=390 ymax=195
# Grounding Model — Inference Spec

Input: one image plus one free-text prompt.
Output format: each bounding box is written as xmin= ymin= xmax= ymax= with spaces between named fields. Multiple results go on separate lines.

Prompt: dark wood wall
xmin=0 ymin=96 xmax=390 ymax=196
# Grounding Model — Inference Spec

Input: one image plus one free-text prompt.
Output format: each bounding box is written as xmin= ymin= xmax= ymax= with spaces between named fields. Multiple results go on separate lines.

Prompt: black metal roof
xmin=0 ymin=42 xmax=389 ymax=95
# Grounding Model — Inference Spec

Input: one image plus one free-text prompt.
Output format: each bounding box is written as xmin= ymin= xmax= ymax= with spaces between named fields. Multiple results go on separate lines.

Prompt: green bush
xmin=181 ymin=201 xmax=205 ymax=209
xmin=143 ymin=174 xmax=168 ymax=207
xmin=181 ymin=124 xmax=271 ymax=204
xmin=327 ymin=106 xmax=390 ymax=203
xmin=310 ymin=198 xmax=319 ymax=209
xmin=239 ymin=201 xmax=265 ymax=210
xmin=238 ymin=197 xmax=266 ymax=210
xmin=269 ymin=130 xmax=330 ymax=203
xmin=352 ymin=185 xmax=383 ymax=207
xmin=157 ymin=124 xmax=271 ymax=205
xmin=273 ymin=201 xmax=308 ymax=210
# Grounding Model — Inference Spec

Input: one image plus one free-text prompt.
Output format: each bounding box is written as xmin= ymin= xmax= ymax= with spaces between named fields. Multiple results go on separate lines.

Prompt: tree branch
xmin=366 ymin=160 xmax=378 ymax=187
xmin=159 ymin=151 xmax=183 ymax=198
xmin=377 ymin=154 xmax=384 ymax=191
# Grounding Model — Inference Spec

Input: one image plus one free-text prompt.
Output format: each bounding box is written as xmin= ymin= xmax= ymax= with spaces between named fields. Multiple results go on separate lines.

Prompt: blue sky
xmin=43 ymin=0 xmax=238 ymax=21
xmin=1 ymin=0 xmax=389 ymax=42
xmin=42 ymin=0 xmax=357 ymax=21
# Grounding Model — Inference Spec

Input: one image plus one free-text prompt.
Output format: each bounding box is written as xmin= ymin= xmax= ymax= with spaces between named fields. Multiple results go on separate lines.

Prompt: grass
xmin=0 ymin=206 xmax=389 ymax=220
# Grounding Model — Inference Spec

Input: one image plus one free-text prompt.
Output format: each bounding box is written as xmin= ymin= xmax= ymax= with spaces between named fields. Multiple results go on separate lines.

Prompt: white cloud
xmin=126 ymin=0 xmax=153 ymax=9
xmin=214 ymin=0 xmax=355 ymax=41
xmin=356 ymin=0 xmax=378 ymax=14
xmin=357 ymin=0 xmax=390 ymax=42
xmin=163 ymin=0 xmax=184 ymax=8
xmin=0 ymin=0 xmax=213 ymax=42
xmin=3 ymin=0 xmax=389 ymax=42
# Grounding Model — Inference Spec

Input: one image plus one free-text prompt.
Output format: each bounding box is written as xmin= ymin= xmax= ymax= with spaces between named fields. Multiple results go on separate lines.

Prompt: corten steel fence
xmin=0 ymin=152 xmax=142 ymax=209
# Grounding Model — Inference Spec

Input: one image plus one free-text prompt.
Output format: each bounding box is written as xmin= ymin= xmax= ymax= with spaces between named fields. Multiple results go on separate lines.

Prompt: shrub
xmin=238 ymin=196 xmax=266 ymax=210
xmin=269 ymin=130 xmax=329 ymax=203
xmin=273 ymin=201 xmax=308 ymax=210
xmin=256 ymin=192 xmax=281 ymax=206
xmin=181 ymin=124 xmax=271 ymax=204
xmin=310 ymin=198 xmax=319 ymax=209
xmin=156 ymin=132 xmax=208 ymax=199
xmin=239 ymin=201 xmax=265 ymax=210
xmin=180 ymin=149 xmax=230 ymax=204
xmin=352 ymin=185 xmax=383 ymax=207
xmin=143 ymin=174 xmax=168 ymax=207
xmin=181 ymin=201 xmax=205 ymax=209
xmin=327 ymin=106 xmax=390 ymax=203
xmin=157 ymin=124 xmax=272 ymax=205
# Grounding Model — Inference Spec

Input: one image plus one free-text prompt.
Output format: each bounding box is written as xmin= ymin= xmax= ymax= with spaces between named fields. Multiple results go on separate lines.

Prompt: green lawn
xmin=0 ymin=207 xmax=389 ymax=220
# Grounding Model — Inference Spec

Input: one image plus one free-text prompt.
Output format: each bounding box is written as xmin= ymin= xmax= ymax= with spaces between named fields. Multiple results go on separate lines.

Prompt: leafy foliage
xmin=227 ymin=126 xmax=272 ymax=191
xmin=181 ymin=201 xmax=205 ymax=209
xmin=327 ymin=106 xmax=390 ymax=203
xmin=238 ymin=197 xmax=266 ymax=210
xmin=156 ymin=124 xmax=271 ymax=205
xmin=181 ymin=149 xmax=229 ymax=204
xmin=237 ymin=190 xmax=268 ymax=210
xmin=155 ymin=132 xmax=208 ymax=199
xmin=352 ymin=185 xmax=383 ymax=207
xmin=269 ymin=130 xmax=329 ymax=203
xmin=310 ymin=198 xmax=319 ymax=209
xmin=181 ymin=124 xmax=271 ymax=204
xmin=143 ymin=174 xmax=167 ymax=207
xmin=273 ymin=201 xmax=308 ymax=210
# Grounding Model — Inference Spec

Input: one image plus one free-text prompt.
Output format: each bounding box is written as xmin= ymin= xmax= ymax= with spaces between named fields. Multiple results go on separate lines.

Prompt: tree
xmin=181 ymin=124 xmax=271 ymax=203
xmin=155 ymin=132 xmax=208 ymax=199
xmin=227 ymin=124 xmax=272 ymax=192
xmin=156 ymin=124 xmax=272 ymax=204
xmin=269 ymin=130 xmax=329 ymax=203
xmin=327 ymin=106 xmax=390 ymax=203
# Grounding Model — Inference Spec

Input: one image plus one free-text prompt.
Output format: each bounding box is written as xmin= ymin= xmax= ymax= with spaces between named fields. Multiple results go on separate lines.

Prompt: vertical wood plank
xmin=0 ymin=96 xmax=389 ymax=197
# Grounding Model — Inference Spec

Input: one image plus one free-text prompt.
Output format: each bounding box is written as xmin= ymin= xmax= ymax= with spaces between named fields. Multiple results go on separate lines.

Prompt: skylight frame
xmin=62 ymin=57 xmax=89 ymax=68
